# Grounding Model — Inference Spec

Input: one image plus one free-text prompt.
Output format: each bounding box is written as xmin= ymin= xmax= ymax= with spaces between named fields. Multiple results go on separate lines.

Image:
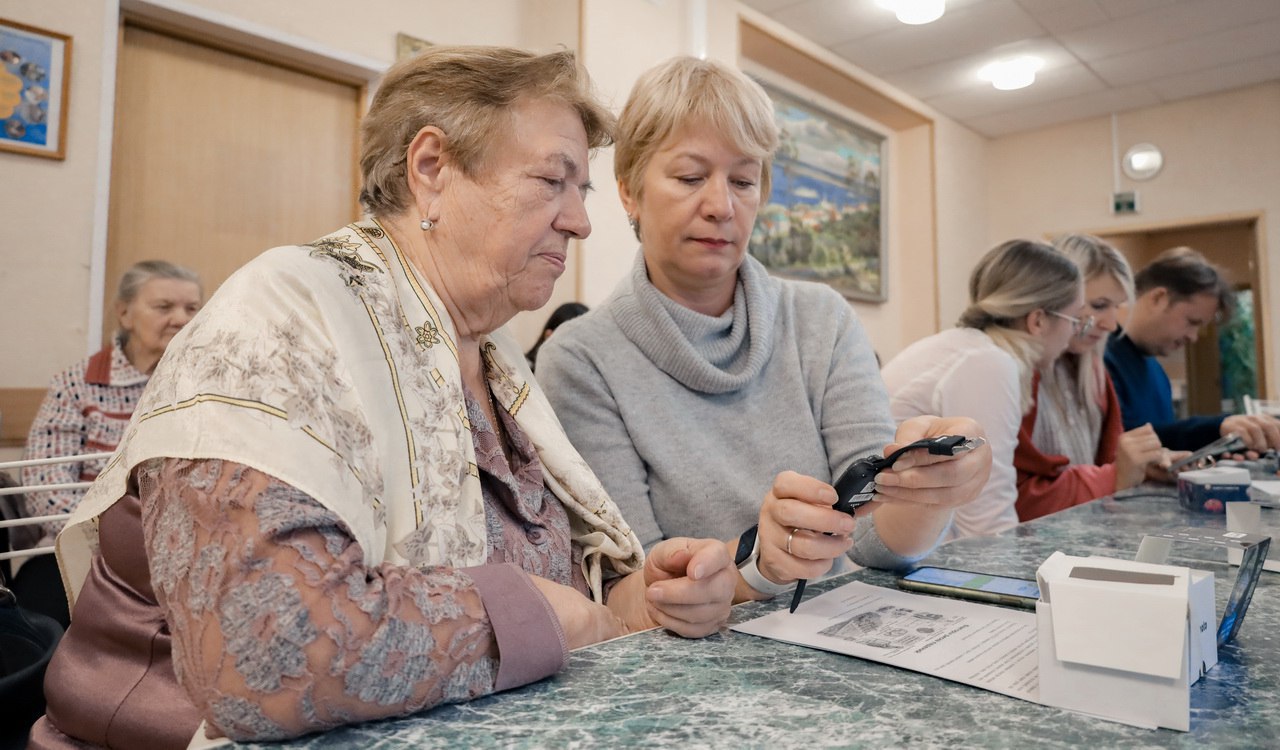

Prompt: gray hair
xmin=116 ymin=259 xmax=202 ymax=305
xmin=958 ymin=239 xmax=1082 ymax=413
xmin=358 ymin=45 xmax=614 ymax=217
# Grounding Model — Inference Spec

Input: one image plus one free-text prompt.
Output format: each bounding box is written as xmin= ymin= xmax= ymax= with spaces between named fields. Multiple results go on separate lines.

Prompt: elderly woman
xmin=17 ymin=260 xmax=201 ymax=624
xmin=1014 ymin=234 xmax=1169 ymax=522
xmin=31 ymin=47 xmax=735 ymax=749
xmin=883 ymin=240 xmax=1086 ymax=539
xmin=537 ymin=57 xmax=991 ymax=604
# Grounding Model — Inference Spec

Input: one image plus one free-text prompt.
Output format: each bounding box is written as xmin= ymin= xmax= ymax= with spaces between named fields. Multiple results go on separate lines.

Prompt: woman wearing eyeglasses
xmin=882 ymin=240 xmax=1085 ymax=540
xmin=1013 ymin=234 xmax=1172 ymax=522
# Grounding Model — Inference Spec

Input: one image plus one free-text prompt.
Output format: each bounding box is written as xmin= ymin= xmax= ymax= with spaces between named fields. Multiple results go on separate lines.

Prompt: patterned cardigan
xmin=22 ymin=337 xmax=148 ymax=546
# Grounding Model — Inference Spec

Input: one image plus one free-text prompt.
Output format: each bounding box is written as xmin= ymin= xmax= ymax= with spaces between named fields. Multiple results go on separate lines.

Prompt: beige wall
xmin=575 ymin=0 xmax=742 ymax=314
xmin=1 ymin=0 xmax=986 ymax=397
xmin=933 ymin=117 xmax=989 ymax=331
xmin=0 ymin=0 xmax=570 ymax=391
xmin=986 ymin=82 xmax=1280 ymax=395
xmin=2 ymin=1 xmax=113 ymax=387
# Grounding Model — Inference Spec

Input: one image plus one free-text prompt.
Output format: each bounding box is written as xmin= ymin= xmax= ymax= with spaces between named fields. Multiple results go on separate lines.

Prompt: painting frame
xmin=748 ymin=73 xmax=889 ymax=303
xmin=395 ymin=32 xmax=432 ymax=62
xmin=0 ymin=18 xmax=71 ymax=160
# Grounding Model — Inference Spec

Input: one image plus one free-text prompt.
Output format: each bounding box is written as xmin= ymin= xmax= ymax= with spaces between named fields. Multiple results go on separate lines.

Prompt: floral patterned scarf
xmin=60 ymin=220 xmax=644 ymax=604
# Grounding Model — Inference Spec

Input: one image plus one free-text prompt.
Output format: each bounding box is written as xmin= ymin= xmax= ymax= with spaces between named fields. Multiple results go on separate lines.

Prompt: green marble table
xmin=250 ymin=491 xmax=1277 ymax=749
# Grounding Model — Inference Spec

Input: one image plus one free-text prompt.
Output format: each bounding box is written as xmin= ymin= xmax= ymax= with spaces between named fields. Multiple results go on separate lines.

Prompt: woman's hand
xmin=1114 ymin=424 xmax=1166 ymax=490
xmin=530 ymin=576 xmax=627 ymax=650
xmin=864 ymin=416 xmax=992 ymax=557
xmin=872 ymin=416 xmax=992 ymax=509
xmin=1145 ymin=449 xmax=1190 ymax=484
xmin=644 ymin=538 xmax=737 ymax=637
xmin=746 ymin=471 xmax=856 ymax=598
xmin=607 ymin=538 xmax=736 ymax=638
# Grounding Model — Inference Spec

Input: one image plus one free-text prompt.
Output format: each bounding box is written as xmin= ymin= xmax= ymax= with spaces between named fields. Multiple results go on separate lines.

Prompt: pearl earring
xmin=420 ymin=218 xmax=435 ymax=231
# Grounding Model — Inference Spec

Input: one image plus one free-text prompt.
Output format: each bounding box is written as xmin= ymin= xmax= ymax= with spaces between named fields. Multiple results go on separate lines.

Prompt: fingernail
xmin=648 ymin=585 xmax=665 ymax=603
xmin=822 ymin=486 xmax=838 ymax=503
xmin=691 ymin=564 xmax=707 ymax=580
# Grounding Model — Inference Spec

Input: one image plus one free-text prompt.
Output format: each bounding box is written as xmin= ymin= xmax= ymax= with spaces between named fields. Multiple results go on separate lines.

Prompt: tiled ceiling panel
xmin=740 ymin=0 xmax=1280 ymax=136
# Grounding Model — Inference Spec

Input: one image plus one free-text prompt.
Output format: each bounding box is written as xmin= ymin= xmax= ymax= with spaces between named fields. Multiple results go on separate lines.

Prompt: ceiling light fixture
xmin=977 ymin=56 xmax=1043 ymax=91
xmin=876 ymin=0 xmax=946 ymax=26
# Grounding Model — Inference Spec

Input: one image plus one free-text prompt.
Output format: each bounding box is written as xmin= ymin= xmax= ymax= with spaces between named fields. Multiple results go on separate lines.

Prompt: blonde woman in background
xmin=1014 ymin=234 xmax=1169 ymax=522
xmin=882 ymin=239 xmax=1085 ymax=540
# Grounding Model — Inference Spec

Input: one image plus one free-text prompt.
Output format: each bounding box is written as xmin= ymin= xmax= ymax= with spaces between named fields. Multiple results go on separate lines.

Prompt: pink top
xmin=31 ymin=391 xmax=583 ymax=748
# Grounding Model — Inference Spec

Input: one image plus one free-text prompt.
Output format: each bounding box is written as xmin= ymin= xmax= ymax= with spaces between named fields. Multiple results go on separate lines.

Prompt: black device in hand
xmin=788 ymin=434 xmax=986 ymax=613
xmin=1169 ymin=433 xmax=1247 ymax=473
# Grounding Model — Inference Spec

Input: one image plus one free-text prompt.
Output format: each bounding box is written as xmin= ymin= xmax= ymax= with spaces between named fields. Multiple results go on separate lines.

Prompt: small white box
xmin=1035 ymin=552 xmax=1216 ymax=731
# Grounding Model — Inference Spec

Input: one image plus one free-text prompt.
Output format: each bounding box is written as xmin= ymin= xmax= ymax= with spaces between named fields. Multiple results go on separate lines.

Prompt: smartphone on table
xmin=896 ymin=566 xmax=1040 ymax=610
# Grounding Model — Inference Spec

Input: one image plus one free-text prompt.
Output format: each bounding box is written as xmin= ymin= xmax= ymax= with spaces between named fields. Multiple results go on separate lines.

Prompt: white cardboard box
xmin=1035 ymin=552 xmax=1217 ymax=731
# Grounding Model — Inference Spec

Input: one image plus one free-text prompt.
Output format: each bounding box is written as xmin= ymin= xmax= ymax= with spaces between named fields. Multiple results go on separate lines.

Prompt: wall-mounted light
xmin=876 ymin=0 xmax=946 ymax=26
xmin=977 ymin=56 xmax=1043 ymax=91
xmin=1122 ymin=143 xmax=1164 ymax=181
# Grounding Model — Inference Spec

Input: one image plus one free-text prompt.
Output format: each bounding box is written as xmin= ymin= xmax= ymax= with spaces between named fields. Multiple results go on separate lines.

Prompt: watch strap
xmin=735 ymin=525 xmax=793 ymax=597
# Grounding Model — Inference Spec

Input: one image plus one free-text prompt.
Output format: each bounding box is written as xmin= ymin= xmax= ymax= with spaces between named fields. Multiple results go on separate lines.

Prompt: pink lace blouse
xmin=32 ymin=390 xmax=589 ymax=748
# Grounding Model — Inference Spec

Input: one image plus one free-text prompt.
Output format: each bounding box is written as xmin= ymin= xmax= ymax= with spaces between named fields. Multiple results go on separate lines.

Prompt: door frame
xmin=1085 ymin=209 xmax=1271 ymax=400
xmin=86 ymin=0 xmax=386 ymax=353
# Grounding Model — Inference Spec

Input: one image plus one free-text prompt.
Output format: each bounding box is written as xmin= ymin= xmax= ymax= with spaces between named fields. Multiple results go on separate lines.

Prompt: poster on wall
xmin=0 ymin=18 xmax=71 ymax=160
xmin=749 ymin=80 xmax=887 ymax=303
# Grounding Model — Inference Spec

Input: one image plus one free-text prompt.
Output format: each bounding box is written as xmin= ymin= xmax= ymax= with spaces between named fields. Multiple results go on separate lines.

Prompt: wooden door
xmin=104 ymin=24 xmax=361 ymax=341
xmin=1101 ymin=216 xmax=1267 ymax=416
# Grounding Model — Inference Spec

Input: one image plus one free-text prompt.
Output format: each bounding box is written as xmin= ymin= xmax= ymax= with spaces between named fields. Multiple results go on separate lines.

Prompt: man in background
xmin=1105 ymin=246 xmax=1280 ymax=452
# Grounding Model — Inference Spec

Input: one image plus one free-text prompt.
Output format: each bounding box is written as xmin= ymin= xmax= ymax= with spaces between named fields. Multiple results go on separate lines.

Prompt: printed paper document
xmin=732 ymin=581 xmax=1038 ymax=701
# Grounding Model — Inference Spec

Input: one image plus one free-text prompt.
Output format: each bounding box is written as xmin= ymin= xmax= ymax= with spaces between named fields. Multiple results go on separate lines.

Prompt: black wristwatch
xmin=734 ymin=524 xmax=792 ymax=597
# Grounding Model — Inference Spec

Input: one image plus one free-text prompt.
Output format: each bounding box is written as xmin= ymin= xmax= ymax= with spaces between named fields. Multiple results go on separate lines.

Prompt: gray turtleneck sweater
xmin=538 ymin=250 xmax=919 ymax=571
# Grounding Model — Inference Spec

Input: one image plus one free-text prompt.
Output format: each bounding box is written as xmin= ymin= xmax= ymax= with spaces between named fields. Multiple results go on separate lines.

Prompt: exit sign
xmin=1113 ymin=191 xmax=1139 ymax=214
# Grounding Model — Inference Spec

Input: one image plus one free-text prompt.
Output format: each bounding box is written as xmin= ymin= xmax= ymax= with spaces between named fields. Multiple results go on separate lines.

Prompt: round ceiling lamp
xmin=1122 ymin=143 xmax=1164 ymax=181
xmin=876 ymin=0 xmax=946 ymax=26
xmin=977 ymin=56 xmax=1044 ymax=91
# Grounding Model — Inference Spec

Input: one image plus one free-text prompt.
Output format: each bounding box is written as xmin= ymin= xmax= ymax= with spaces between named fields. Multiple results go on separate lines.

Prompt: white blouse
xmin=881 ymin=327 xmax=1022 ymax=541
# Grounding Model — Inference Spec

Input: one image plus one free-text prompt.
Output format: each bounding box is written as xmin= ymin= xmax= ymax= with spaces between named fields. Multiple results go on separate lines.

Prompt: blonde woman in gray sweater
xmin=538 ymin=57 xmax=991 ymax=604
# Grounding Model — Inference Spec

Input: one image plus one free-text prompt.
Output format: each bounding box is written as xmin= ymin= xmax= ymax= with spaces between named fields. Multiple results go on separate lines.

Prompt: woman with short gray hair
xmin=19 ymin=260 xmax=201 ymax=624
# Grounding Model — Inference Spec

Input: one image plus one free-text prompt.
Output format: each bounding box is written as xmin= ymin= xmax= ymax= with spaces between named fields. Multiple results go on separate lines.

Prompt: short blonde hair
xmin=958 ymin=239 xmax=1082 ymax=412
xmin=359 ymin=46 xmax=614 ymax=217
xmin=614 ymin=57 xmax=779 ymax=220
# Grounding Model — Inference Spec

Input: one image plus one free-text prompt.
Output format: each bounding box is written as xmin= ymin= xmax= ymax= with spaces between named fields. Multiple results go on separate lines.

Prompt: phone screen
xmin=900 ymin=567 xmax=1040 ymax=601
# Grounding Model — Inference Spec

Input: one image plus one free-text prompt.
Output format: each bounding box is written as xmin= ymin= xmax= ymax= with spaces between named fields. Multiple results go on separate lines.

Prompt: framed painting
xmin=0 ymin=18 xmax=71 ymax=160
xmin=749 ymin=79 xmax=887 ymax=303
xmin=396 ymin=32 xmax=432 ymax=61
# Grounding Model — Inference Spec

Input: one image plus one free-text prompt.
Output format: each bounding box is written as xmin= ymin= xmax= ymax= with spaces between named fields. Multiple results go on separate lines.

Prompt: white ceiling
xmin=739 ymin=0 xmax=1280 ymax=137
